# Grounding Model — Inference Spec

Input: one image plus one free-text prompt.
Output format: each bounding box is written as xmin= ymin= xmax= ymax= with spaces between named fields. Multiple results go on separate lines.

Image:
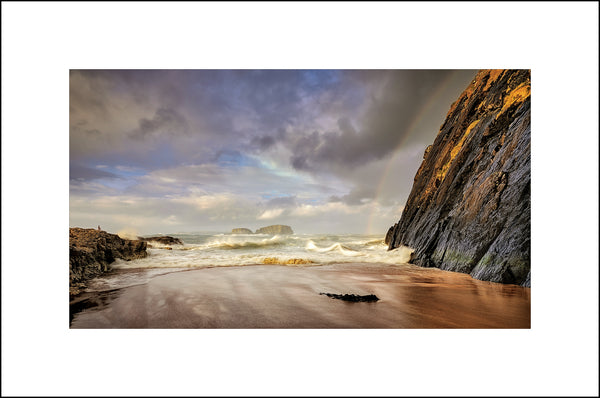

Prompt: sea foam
xmin=110 ymin=233 xmax=414 ymax=270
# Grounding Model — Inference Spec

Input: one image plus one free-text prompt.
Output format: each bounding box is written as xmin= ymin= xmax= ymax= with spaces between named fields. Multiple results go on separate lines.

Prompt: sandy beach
xmin=70 ymin=262 xmax=530 ymax=328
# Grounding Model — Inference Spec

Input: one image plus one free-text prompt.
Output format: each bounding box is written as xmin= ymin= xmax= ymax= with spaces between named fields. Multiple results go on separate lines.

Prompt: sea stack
xmin=386 ymin=69 xmax=530 ymax=287
xmin=231 ymin=228 xmax=254 ymax=234
xmin=255 ymin=225 xmax=294 ymax=234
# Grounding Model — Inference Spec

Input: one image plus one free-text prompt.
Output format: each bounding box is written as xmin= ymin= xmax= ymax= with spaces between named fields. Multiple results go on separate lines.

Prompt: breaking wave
xmin=306 ymin=241 xmax=361 ymax=256
xmin=204 ymin=234 xmax=291 ymax=250
xmin=111 ymin=233 xmax=414 ymax=270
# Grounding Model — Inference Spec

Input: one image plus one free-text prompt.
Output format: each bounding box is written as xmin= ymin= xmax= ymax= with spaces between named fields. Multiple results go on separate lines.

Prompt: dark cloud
xmin=250 ymin=135 xmax=276 ymax=151
xmin=285 ymin=70 xmax=475 ymax=172
xmin=70 ymin=69 xmax=479 ymax=232
xmin=70 ymin=70 xmax=476 ymax=171
xmin=132 ymin=107 xmax=189 ymax=139
xmin=327 ymin=185 xmax=375 ymax=205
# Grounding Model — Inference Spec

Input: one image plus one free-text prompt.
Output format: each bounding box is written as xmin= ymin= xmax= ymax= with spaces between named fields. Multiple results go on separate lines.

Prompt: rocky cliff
xmin=386 ymin=69 xmax=530 ymax=287
xmin=70 ymin=228 xmax=147 ymax=295
xmin=255 ymin=225 xmax=294 ymax=234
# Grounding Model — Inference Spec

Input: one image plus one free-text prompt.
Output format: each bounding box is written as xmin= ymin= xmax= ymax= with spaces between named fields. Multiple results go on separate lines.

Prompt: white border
xmin=2 ymin=2 xmax=598 ymax=396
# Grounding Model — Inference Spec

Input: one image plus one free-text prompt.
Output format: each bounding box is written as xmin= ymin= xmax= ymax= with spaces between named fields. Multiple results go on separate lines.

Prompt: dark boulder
xmin=137 ymin=236 xmax=183 ymax=245
xmin=384 ymin=223 xmax=397 ymax=245
xmin=319 ymin=293 xmax=380 ymax=302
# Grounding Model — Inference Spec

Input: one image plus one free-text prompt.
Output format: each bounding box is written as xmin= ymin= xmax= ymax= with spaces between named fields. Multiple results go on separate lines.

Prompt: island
xmin=255 ymin=225 xmax=293 ymax=234
xmin=230 ymin=225 xmax=294 ymax=234
xmin=231 ymin=228 xmax=254 ymax=234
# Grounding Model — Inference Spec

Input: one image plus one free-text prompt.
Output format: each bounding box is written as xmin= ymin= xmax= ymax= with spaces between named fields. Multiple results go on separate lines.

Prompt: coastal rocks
xmin=256 ymin=224 xmax=294 ymax=234
xmin=232 ymin=228 xmax=253 ymax=234
xmin=386 ymin=69 xmax=531 ymax=287
xmin=319 ymin=293 xmax=380 ymax=302
xmin=137 ymin=236 xmax=183 ymax=245
xmin=384 ymin=224 xmax=396 ymax=245
xmin=70 ymin=227 xmax=147 ymax=295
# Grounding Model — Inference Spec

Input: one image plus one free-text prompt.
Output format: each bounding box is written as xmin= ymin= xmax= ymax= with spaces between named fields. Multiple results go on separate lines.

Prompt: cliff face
xmin=386 ymin=69 xmax=530 ymax=287
xmin=70 ymin=228 xmax=148 ymax=295
xmin=255 ymin=225 xmax=294 ymax=234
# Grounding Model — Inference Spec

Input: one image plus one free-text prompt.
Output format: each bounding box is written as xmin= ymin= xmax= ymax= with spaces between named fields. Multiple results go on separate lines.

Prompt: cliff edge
xmin=386 ymin=69 xmax=530 ymax=287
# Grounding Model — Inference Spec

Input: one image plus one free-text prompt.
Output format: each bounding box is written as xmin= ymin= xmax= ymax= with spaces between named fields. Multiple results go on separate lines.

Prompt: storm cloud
xmin=286 ymin=70 xmax=461 ymax=172
xmin=70 ymin=69 xmax=477 ymax=234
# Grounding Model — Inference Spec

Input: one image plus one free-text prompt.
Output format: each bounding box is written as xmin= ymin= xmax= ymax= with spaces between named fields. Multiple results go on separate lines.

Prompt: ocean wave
xmin=203 ymin=234 xmax=292 ymax=250
xmin=364 ymin=239 xmax=385 ymax=246
xmin=305 ymin=241 xmax=362 ymax=257
xmin=109 ymin=233 xmax=414 ymax=270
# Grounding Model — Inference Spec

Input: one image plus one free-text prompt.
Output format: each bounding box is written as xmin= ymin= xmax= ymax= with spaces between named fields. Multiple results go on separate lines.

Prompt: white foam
xmin=111 ymin=233 xmax=414 ymax=269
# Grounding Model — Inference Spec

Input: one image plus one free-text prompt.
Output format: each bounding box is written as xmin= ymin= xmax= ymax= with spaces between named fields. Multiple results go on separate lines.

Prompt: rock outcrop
xmin=137 ymin=236 xmax=183 ymax=245
xmin=70 ymin=228 xmax=147 ymax=295
xmin=255 ymin=225 xmax=294 ymax=234
xmin=231 ymin=228 xmax=254 ymax=234
xmin=386 ymin=69 xmax=530 ymax=287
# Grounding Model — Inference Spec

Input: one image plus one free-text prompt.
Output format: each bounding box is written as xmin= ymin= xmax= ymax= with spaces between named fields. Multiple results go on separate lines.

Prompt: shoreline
xmin=70 ymin=262 xmax=530 ymax=329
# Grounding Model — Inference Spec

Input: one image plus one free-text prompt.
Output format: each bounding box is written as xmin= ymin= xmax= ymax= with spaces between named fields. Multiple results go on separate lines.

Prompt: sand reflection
xmin=71 ymin=262 xmax=530 ymax=328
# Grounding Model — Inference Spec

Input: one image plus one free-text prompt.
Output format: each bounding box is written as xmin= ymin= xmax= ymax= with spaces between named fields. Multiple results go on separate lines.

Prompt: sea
xmin=75 ymin=232 xmax=531 ymax=328
xmin=83 ymin=232 xmax=413 ymax=294
xmin=113 ymin=232 xmax=413 ymax=269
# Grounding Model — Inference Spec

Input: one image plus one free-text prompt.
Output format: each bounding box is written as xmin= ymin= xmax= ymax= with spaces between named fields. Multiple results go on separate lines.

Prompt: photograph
xmin=69 ymin=69 xmax=531 ymax=329
xmin=3 ymin=2 xmax=597 ymax=396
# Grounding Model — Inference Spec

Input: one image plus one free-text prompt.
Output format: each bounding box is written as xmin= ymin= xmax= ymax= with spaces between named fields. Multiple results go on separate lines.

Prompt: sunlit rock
xmin=386 ymin=69 xmax=530 ymax=287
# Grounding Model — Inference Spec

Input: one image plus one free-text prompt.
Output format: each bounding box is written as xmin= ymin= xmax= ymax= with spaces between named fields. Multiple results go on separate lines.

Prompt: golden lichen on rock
xmin=453 ymin=119 xmax=479 ymax=158
xmin=435 ymin=119 xmax=480 ymax=184
xmin=500 ymin=82 xmax=530 ymax=114
xmin=482 ymin=69 xmax=505 ymax=92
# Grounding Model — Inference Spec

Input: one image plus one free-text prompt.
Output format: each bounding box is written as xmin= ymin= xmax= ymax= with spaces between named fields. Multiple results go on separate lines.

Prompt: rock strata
xmin=255 ymin=224 xmax=294 ymax=234
xmin=386 ymin=69 xmax=530 ymax=287
xmin=70 ymin=228 xmax=147 ymax=295
xmin=137 ymin=236 xmax=183 ymax=245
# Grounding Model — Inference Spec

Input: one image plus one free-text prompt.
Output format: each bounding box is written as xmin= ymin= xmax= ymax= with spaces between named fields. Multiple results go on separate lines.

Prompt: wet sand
xmin=70 ymin=262 xmax=530 ymax=328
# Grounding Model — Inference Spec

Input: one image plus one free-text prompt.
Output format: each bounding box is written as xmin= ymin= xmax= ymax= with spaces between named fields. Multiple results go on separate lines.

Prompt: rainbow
xmin=365 ymin=70 xmax=462 ymax=235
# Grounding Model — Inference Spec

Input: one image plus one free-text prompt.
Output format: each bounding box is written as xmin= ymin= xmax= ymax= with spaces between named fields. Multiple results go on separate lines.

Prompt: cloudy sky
xmin=70 ymin=69 xmax=477 ymax=235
